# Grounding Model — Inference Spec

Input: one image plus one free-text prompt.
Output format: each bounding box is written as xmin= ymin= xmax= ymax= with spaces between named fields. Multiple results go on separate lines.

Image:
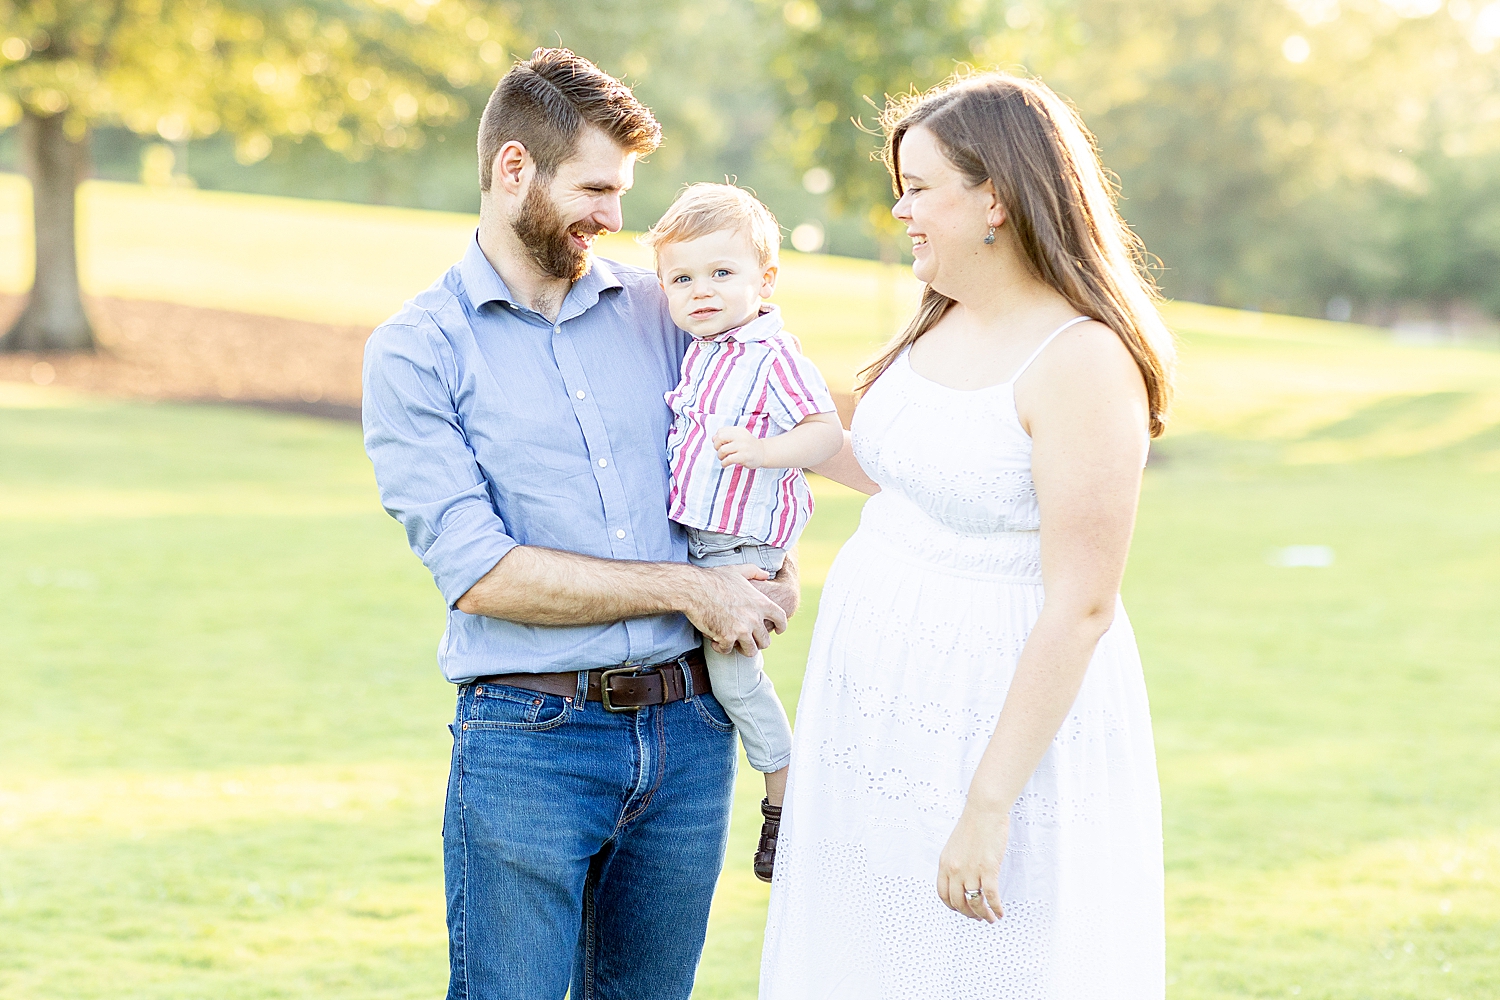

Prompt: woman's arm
xmin=936 ymin=321 xmax=1150 ymax=922
xmin=809 ymin=429 xmax=881 ymax=495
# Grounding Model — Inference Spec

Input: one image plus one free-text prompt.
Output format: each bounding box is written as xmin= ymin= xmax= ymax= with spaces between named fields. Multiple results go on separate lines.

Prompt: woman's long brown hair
xmin=858 ymin=73 xmax=1175 ymax=438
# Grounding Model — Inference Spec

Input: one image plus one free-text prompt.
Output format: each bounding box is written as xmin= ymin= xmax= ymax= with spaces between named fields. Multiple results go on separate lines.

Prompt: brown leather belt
xmin=472 ymin=648 xmax=709 ymax=713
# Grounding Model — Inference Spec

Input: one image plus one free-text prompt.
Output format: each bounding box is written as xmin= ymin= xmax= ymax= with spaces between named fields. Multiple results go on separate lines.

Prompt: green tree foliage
xmin=0 ymin=0 xmax=509 ymax=349
xmin=755 ymin=0 xmax=1005 ymax=236
xmin=758 ymin=0 xmax=1500 ymax=319
xmin=494 ymin=0 xmax=835 ymax=238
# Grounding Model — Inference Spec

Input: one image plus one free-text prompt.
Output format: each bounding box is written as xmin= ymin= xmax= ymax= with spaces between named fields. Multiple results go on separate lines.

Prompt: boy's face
xmin=656 ymin=229 xmax=778 ymax=338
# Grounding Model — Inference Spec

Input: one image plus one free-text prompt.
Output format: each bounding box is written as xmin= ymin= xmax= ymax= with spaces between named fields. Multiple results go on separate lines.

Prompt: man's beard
xmin=512 ymin=183 xmax=597 ymax=282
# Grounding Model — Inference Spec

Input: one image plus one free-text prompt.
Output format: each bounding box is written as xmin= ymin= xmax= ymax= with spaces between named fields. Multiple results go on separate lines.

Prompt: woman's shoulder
xmin=1032 ymin=319 xmax=1140 ymax=387
xmin=1014 ymin=318 xmax=1149 ymax=436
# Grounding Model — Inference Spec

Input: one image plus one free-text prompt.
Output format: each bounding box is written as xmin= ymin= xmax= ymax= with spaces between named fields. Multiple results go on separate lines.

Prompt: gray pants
xmin=685 ymin=528 xmax=794 ymax=773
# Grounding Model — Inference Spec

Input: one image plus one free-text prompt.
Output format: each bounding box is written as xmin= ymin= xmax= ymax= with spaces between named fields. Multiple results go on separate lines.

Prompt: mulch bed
xmin=0 ymin=293 xmax=858 ymax=426
xmin=0 ymin=294 xmax=369 ymax=421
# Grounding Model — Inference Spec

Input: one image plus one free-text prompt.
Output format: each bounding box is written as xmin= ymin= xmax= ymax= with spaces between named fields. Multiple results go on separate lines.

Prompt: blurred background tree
xmin=0 ymin=0 xmax=508 ymax=351
xmin=2 ymin=0 xmax=1498 ymax=331
xmin=761 ymin=0 xmax=1500 ymax=320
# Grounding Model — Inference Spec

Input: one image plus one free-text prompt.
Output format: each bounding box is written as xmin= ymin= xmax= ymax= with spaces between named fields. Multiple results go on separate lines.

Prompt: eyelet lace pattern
xmin=760 ymin=348 xmax=1165 ymax=999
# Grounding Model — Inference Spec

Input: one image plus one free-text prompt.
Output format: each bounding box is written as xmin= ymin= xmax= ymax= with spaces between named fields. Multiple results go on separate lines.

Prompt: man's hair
xmin=477 ymin=48 xmax=661 ymax=191
xmin=639 ymin=183 xmax=783 ymax=269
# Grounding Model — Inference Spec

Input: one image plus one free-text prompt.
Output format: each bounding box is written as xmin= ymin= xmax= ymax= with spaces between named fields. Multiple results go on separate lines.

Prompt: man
xmin=362 ymin=48 xmax=797 ymax=1000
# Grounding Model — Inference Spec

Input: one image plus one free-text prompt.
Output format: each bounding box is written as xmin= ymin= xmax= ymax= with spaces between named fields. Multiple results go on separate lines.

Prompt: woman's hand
xmin=936 ymin=803 xmax=1010 ymax=923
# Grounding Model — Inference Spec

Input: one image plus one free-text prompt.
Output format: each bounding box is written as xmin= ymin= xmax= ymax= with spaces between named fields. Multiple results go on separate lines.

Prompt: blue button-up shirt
xmin=362 ymin=234 xmax=697 ymax=683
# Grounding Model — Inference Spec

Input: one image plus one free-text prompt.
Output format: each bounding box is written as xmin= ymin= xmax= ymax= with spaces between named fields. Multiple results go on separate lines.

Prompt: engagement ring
xmin=964 ymin=889 xmax=983 ymax=900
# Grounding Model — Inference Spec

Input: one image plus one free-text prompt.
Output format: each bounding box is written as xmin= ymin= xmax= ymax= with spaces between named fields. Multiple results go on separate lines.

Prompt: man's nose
xmin=595 ymin=195 xmax=623 ymax=235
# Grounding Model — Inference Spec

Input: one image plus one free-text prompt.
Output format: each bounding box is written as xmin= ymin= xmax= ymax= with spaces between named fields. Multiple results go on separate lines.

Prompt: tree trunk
xmin=0 ymin=108 xmax=94 ymax=352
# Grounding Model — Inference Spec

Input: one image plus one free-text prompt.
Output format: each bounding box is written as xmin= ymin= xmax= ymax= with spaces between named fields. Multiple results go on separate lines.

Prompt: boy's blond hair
xmin=639 ymin=183 xmax=782 ymax=269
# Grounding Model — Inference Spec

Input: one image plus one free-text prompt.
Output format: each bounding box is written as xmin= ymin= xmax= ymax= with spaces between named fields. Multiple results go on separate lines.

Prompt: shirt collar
xmin=458 ymin=230 xmax=625 ymax=321
xmin=559 ymin=255 xmax=622 ymax=323
xmin=459 ymin=232 xmax=514 ymax=309
xmin=716 ymin=304 xmax=783 ymax=343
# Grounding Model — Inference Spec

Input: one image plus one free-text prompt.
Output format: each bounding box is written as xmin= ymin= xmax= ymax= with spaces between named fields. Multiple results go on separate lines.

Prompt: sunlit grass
xmin=17 ymin=174 xmax=1487 ymax=409
xmin=0 ymin=174 xmax=918 ymax=389
xmin=2 ymin=179 xmax=1498 ymax=998
xmin=6 ymin=344 xmax=1498 ymax=999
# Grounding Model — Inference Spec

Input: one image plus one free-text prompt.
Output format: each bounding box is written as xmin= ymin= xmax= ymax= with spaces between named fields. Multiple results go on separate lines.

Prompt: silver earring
xmin=983 ymin=226 xmax=996 ymax=245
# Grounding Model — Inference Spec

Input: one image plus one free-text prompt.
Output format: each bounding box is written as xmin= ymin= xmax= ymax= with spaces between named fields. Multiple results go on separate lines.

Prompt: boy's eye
xmin=713 ymin=268 xmax=731 ymax=278
xmin=672 ymin=275 xmax=691 ymax=284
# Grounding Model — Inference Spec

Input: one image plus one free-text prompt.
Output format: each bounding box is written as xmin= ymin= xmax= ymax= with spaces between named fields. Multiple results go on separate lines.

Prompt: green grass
xmin=5 ymin=327 xmax=1499 ymax=999
xmin=0 ymin=174 xmax=919 ymax=388
xmin=3 ymin=180 xmax=1500 ymax=997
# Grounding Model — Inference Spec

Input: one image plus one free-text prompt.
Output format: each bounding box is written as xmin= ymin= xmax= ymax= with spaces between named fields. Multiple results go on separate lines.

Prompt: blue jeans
xmin=443 ymin=668 xmax=738 ymax=1000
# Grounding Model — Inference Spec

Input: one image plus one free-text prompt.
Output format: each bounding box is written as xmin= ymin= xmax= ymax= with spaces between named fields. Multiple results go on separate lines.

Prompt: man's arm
xmin=455 ymin=546 xmax=788 ymax=657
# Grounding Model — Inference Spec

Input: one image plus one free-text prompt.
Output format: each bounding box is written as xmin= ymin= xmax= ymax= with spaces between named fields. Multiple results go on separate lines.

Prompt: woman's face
xmin=890 ymin=125 xmax=994 ymax=290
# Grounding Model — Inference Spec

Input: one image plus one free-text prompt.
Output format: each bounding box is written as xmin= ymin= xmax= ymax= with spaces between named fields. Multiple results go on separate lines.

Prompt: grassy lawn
xmin=2 ymin=181 xmax=1499 ymax=998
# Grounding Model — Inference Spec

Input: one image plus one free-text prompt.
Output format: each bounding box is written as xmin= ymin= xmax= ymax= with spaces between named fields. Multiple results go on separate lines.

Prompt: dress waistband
xmin=855 ymin=491 xmax=1044 ymax=582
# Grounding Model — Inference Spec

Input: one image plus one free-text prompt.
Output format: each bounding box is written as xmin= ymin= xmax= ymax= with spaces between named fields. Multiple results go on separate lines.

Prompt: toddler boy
xmin=641 ymin=184 xmax=843 ymax=881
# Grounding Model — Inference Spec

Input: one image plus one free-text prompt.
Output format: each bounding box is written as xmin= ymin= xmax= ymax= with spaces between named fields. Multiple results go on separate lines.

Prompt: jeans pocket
xmin=692 ymin=694 xmax=736 ymax=734
xmin=463 ymin=684 xmax=572 ymax=732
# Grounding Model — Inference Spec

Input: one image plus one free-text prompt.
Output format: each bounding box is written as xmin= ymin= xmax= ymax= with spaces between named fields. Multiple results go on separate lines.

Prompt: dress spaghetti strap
xmin=1005 ymin=315 xmax=1092 ymax=385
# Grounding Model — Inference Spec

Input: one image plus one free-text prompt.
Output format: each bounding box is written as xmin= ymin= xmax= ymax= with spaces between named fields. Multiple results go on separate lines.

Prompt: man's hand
xmin=748 ymin=551 xmax=800 ymax=620
xmin=684 ymin=565 xmax=788 ymax=656
xmin=712 ymin=425 xmax=766 ymax=469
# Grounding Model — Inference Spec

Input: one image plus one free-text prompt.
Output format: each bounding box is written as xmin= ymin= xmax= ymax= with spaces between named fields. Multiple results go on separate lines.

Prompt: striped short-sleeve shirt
xmin=664 ymin=305 xmax=838 ymax=549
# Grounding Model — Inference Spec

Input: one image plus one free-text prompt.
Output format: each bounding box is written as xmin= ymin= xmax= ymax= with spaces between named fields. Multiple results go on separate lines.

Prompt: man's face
xmin=511 ymin=128 xmax=636 ymax=282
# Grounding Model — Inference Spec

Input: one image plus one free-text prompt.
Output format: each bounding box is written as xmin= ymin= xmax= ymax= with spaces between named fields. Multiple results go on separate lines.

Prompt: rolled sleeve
xmin=362 ymin=319 xmax=518 ymax=607
xmin=767 ymin=347 xmax=838 ymax=429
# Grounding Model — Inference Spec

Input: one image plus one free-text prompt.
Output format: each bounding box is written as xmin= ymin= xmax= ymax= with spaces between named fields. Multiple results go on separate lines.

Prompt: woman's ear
xmin=980 ymin=179 xmax=1008 ymax=230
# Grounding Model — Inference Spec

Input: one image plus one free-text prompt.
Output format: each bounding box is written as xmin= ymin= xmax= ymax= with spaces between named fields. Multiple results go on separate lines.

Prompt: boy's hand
xmin=712 ymin=425 xmax=765 ymax=468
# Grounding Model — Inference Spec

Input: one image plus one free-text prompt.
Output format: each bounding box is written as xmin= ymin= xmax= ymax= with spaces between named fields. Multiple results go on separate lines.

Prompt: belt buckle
xmin=600 ymin=665 xmax=646 ymax=713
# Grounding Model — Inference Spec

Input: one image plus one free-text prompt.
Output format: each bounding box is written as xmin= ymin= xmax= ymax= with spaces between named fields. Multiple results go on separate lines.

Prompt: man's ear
xmin=492 ymin=140 xmax=530 ymax=195
xmin=760 ymin=262 xmax=779 ymax=298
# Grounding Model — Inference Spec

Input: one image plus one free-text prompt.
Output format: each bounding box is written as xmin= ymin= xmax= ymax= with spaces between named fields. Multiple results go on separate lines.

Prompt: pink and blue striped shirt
xmin=664 ymin=305 xmax=837 ymax=549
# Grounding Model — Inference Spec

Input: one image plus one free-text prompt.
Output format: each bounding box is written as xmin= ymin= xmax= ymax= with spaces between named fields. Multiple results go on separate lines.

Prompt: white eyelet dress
xmin=760 ymin=318 xmax=1165 ymax=999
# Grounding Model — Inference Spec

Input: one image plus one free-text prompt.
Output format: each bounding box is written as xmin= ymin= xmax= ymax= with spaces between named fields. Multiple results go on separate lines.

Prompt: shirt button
xmin=598 ymin=458 xmax=608 ymax=468
xmin=616 ymin=529 xmax=626 ymax=539
xmin=576 ymin=390 xmax=586 ymax=400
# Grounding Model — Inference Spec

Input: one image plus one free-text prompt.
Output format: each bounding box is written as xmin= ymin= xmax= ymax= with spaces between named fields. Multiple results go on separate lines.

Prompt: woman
xmin=760 ymin=73 xmax=1174 ymax=999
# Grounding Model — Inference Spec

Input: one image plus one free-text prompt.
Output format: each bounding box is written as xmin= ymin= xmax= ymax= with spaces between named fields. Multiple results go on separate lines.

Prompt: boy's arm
xmin=713 ymin=411 xmax=844 ymax=470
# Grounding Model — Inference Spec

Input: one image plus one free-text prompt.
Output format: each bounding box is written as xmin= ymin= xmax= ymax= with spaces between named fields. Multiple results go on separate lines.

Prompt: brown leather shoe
xmin=754 ymin=798 xmax=781 ymax=883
